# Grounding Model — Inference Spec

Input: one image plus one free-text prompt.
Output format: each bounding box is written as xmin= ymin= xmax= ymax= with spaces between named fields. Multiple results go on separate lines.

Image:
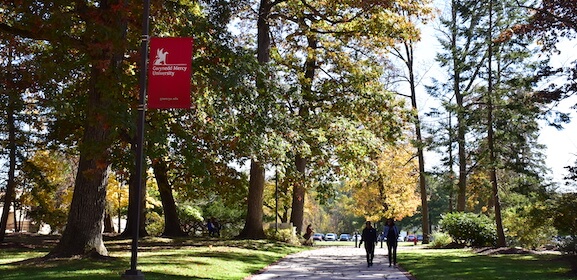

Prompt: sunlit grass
xmin=2 ymin=235 xmax=574 ymax=280
xmin=399 ymin=247 xmax=573 ymax=280
xmin=0 ymin=237 xmax=306 ymax=280
xmin=0 ymin=249 xmax=48 ymax=264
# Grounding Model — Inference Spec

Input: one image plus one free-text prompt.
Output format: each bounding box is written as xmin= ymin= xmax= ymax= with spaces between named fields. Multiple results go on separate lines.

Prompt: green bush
xmin=551 ymin=193 xmax=577 ymax=237
xmin=265 ymin=228 xmax=300 ymax=245
xmin=146 ymin=211 xmax=164 ymax=236
xmin=429 ymin=231 xmax=452 ymax=248
xmin=503 ymin=205 xmax=556 ymax=249
xmin=439 ymin=212 xmax=496 ymax=247
xmin=177 ymin=204 xmax=204 ymax=235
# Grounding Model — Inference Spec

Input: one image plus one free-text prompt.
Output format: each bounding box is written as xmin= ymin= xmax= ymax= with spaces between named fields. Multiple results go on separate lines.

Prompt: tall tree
xmin=485 ymin=0 xmax=506 ymax=247
xmin=434 ymin=0 xmax=491 ymax=211
xmin=433 ymin=0 xmax=551 ymax=245
xmin=474 ymin=0 xmax=549 ymax=246
xmin=265 ymin=0 xmax=434 ymax=234
xmin=0 ymin=34 xmax=45 ymax=240
xmin=0 ymin=39 xmax=27 ymax=240
xmin=0 ymin=1 xmax=142 ymax=256
xmin=391 ymin=29 xmax=433 ymax=243
xmin=237 ymin=0 xmax=275 ymax=239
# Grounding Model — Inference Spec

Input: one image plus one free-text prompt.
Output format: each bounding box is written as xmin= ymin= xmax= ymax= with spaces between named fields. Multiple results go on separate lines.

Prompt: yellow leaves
xmin=347 ymin=143 xmax=420 ymax=221
xmin=105 ymin=173 xmax=129 ymax=211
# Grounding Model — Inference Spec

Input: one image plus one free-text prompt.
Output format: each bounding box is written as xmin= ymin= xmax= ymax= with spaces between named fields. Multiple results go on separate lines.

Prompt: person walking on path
xmin=245 ymin=246 xmax=413 ymax=280
xmin=359 ymin=221 xmax=378 ymax=267
xmin=384 ymin=218 xmax=400 ymax=267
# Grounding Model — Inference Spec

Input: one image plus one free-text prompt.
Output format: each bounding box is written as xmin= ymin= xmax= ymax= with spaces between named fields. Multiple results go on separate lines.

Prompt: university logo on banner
xmin=147 ymin=37 xmax=193 ymax=109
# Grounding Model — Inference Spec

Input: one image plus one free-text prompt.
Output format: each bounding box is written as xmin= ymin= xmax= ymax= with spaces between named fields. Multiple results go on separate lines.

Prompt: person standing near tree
xmin=358 ymin=221 xmax=378 ymax=267
xmin=303 ymin=224 xmax=314 ymax=245
xmin=383 ymin=218 xmax=400 ymax=267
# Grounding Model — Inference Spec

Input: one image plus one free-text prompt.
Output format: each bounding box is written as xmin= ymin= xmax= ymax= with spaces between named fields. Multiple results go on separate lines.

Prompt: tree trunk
xmin=238 ymin=160 xmax=267 ymax=239
xmin=451 ymin=0 xmax=467 ymax=212
xmin=0 ymin=62 xmax=17 ymax=241
xmin=104 ymin=213 xmax=114 ymax=233
xmin=487 ymin=0 xmax=506 ymax=247
xmin=290 ymin=155 xmax=306 ymax=235
xmin=45 ymin=0 xmax=131 ymax=258
xmin=151 ymin=158 xmax=187 ymax=237
xmin=49 ymin=111 xmax=111 ymax=257
xmin=121 ymin=165 xmax=148 ymax=238
xmin=399 ymin=40 xmax=431 ymax=244
xmin=237 ymin=0 xmax=272 ymax=240
xmin=290 ymin=33 xmax=317 ymax=235
xmin=447 ymin=112 xmax=455 ymax=213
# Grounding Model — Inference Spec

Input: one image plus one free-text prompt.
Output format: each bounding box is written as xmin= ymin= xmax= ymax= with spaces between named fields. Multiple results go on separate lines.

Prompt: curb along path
xmin=245 ymin=246 xmax=414 ymax=280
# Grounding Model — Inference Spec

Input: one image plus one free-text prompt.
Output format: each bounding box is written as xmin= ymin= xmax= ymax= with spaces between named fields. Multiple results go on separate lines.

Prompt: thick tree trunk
xmin=290 ymin=155 xmax=306 ymax=235
xmin=151 ymin=158 xmax=186 ymax=237
xmin=46 ymin=0 xmax=131 ymax=258
xmin=238 ymin=160 xmax=267 ymax=239
xmin=237 ymin=0 xmax=272 ymax=240
xmin=49 ymin=116 xmax=111 ymax=257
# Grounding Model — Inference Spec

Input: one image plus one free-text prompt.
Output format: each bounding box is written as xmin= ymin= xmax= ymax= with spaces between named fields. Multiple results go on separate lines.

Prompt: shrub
xmin=430 ymin=231 xmax=452 ymax=248
xmin=551 ymin=193 xmax=577 ymax=238
xmin=503 ymin=205 xmax=556 ymax=249
xmin=178 ymin=204 xmax=204 ymax=235
xmin=146 ymin=211 xmax=164 ymax=236
xmin=439 ymin=212 xmax=496 ymax=247
xmin=265 ymin=228 xmax=300 ymax=245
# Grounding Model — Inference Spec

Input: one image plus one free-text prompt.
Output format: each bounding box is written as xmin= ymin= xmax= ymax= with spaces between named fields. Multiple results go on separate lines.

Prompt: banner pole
xmin=121 ymin=0 xmax=149 ymax=279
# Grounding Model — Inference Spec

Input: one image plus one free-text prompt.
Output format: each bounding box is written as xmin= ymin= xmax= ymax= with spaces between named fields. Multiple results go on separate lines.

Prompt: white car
xmin=324 ymin=233 xmax=337 ymax=241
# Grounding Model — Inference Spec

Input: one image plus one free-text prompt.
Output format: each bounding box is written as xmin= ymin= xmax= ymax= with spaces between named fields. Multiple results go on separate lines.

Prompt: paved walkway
xmin=246 ymin=245 xmax=414 ymax=280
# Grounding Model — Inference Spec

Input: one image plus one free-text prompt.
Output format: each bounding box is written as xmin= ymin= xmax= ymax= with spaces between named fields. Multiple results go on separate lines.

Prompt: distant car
xmin=417 ymin=235 xmax=423 ymax=241
xmin=339 ymin=233 xmax=351 ymax=241
xmin=405 ymin=234 xmax=417 ymax=242
xmin=325 ymin=233 xmax=337 ymax=241
xmin=312 ymin=233 xmax=324 ymax=241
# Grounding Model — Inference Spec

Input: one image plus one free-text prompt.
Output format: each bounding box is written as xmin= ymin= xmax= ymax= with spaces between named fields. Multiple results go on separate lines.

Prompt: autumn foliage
xmin=346 ymin=143 xmax=420 ymax=222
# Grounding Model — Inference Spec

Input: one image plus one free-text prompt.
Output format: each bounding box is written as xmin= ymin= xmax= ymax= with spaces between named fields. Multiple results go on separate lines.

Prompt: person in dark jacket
xmin=303 ymin=224 xmax=314 ymax=245
xmin=359 ymin=221 xmax=378 ymax=267
xmin=383 ymin=218 xmax=400 ymax=267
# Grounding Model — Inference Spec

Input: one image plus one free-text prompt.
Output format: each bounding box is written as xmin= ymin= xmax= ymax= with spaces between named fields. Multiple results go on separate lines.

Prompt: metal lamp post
xmin=121 ymin=0 xmax=149 ymax=279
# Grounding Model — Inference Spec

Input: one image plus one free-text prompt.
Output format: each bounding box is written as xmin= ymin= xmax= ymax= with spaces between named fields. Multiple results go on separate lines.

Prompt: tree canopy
xmin=0 ymin=0 xmax=575 ymax=258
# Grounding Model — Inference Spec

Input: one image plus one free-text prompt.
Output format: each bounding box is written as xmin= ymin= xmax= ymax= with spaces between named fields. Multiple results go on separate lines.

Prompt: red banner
xmin=147 ymin=37 xmax=193 ymax=109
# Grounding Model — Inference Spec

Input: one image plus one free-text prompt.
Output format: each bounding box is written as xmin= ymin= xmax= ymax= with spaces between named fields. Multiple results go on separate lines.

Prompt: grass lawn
xmin=2 ymin=234 xmax=575 ymax=280
xmin=0 ymin=234 xmax=307 ymax=280
xmin=399 ymin=246 xmax=575 ymax=280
